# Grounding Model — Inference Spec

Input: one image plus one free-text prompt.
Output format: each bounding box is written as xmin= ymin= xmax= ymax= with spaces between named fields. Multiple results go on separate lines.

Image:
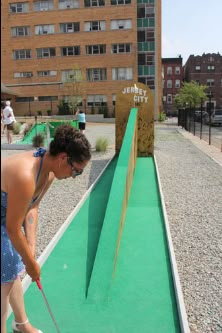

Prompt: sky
xmin=161 ymin=0 xmax=222 ymax=65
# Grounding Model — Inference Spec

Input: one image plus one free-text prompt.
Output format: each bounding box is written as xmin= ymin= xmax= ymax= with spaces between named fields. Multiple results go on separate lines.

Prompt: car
xmin=205 ymin=109 xmax=222 ymax=126
xmin=194 ymin=110 xmax=206 ymax=122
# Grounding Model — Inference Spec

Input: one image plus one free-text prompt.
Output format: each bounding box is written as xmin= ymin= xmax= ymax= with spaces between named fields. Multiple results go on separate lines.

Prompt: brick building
xmin=162 ymin=56 xmax=183 ymax=116
xmin=184 ymin=53 xmax=222 ymax=110
xmin=1 ymin=0 xmax=162 ymax=118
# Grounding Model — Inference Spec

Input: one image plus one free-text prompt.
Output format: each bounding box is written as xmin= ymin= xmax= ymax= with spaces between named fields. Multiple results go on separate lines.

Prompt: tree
xmin=174 ymin=81 xmax=208 ymax=109
xmin=62 ymin=65 xmax=83 ymax=115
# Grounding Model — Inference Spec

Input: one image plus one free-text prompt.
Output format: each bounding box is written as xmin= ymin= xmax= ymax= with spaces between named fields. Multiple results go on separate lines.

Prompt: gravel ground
xmin=154 ymin=125 xmax=222 ymax=333
xmin=1 ymin=122 xmax=222 ymax=332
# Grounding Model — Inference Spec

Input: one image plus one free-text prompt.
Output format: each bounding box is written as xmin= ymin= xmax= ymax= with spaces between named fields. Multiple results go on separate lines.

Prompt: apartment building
xmin=162 ymin=56 xmax=183 ymax=116
xmin=184 ymin=53 xmax=222 ymax=110
xmin=1 ymin=0 xmax=162 ymax=117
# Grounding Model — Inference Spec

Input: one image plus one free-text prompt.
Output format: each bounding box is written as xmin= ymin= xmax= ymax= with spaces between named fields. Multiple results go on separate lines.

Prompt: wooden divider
xmin=87 ymin=108 xmax=138 ymax=302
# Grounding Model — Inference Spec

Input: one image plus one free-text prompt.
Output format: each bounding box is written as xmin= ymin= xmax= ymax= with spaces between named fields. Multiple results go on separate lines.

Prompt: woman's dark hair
xmin=49 ymin=124 xmax=91 ymax=163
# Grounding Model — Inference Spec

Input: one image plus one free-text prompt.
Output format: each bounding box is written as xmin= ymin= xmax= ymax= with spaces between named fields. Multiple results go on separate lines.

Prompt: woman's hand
xmin=25 ymin=258 xmax=41 ymax=282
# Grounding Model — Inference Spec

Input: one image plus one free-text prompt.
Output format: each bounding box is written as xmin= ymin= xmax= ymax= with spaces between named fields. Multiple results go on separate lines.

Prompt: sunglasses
xmin=67 ymin=156 xmax=84 ymax=178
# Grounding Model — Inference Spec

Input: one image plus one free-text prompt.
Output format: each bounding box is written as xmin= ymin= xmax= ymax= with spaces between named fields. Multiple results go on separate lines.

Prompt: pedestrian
xmin=2 ymin=101 xmax=16 ymax=144
xmin=1 ymin=124 xmax=91 ymax=333
xmin=76 ymin=107 xmax=86 ymax=134
xmin=1 ymin=102 xmax=5 ymax=134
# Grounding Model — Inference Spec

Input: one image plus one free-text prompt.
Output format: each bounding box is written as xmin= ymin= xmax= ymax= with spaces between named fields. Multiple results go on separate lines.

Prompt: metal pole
xmin=200 ymin=98 xmax=203 ymax=140
xmin=209 ymin=93 xmax=212 ymax=145
xmin=193 ymin=108 xmax=196 ymax=136
xmin=35 ymin=115 xmax=37 ymax=136
xmin=29 ymin=97 xmax=31 ymax=117
xmin=50 ymin=97 xmax=52 ymax=114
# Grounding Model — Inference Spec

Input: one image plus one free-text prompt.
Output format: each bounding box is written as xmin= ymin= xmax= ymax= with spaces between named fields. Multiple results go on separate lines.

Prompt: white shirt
xmin=3 ymin=106 xmax=16 ymax=125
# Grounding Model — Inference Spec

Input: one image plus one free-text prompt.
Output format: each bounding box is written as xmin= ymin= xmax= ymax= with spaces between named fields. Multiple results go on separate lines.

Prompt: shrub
xmin=13 ymin=122 xmax=21 ymax=135
xmin=158 ymin=111 xmax=166 ymax=122
xmin=95 ymin=137 xmax=109 ymax=152
xmin=32 ymin=133 xmax=45 ymax=148
xmin=37 ymin=110 xmax=42 ymax=117
xmin=46 ymin=109 xmax=52 ymax=116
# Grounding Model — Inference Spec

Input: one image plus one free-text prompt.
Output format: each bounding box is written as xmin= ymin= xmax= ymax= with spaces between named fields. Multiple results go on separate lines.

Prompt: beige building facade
xmin=1 ymin=0 xmax=161 ymax=118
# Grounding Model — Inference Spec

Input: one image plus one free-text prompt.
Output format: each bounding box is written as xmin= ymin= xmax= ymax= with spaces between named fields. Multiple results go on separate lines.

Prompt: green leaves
xmin=174 ymin=81 xmax=207 ymax=109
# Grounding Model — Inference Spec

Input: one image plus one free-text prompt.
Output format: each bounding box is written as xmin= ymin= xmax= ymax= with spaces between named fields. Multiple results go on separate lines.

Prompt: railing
xmin=178 ymin=109 xmax=222 ymax=152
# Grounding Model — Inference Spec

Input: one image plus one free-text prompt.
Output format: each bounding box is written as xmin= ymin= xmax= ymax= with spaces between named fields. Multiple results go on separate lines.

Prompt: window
xmin=60 ymin=22 xmax=80 ymax=33
xmin=86 ymin=68 xmax=107 ymax=81
xmin=14 ymin=72 xmax=33 ymax=78
xmin=137 ymin=8 xmax=145 ymax=18
xmin=137 ymin=17 xmax=154 ymax=28
xmin=35 ymin=25 xmax=55 ymax=35
xmin=111 ymin=0 xmax=131 ymax=4
xmin=61 ymin=46 xmax=80 ymax=56
xmin=86 ymin=45 xmax=106 ymax=55
xmin=167 ymin=66 xmax=172 ymax=75
xmin=146 ymin=54 xmax=155 ymax=65
xmin=36 ymin=48 xmax=56 ymax=58
xmin=175 ymin=66 xmax=180 ymax=74
xmin=37 ymin=70 xmax=57 ymax=77
xmin=58 ymin=0 xmax=79 ymax=9
xmin=167 ymin=94 xmax=172 ymax=104
xmin=145 ymin=6 xmax=154 ymax=14
xmin=61 ymin=69 xmax=82 ymax=82
xmin=38 ymin=96 xmax=58 ymax=101
xmin=10 ymin=2 xmax=29 ymax=13
xmin=195 ymin=65 xmax=201 ymax=71
xmin=13 ymin=49 xmax=31 ymax=59
xmin=111 ymin=44 xmax=132 ymax=54
xmin=84 ymin=0 xmax=105 ymax=6
xmin=137 ymin=31 xmax=145 ymax=42
xmin=87 ymin=95 xmax=107 ymax=107
xmin=110 ymin=19 xmax=132 ymax=30
xmin=207 ymin=65 xmax=215 ymax=72
xmin=84 ymin=21 xmax=106 ymax=31
xmin=34 ymin=1 xmax=54 ymax=11
xmin=167 ymin=80 xmax=172 ymax=88
xmin=206 ymin=79 xmax=214 ymax=87
xmin=112 ymin=67 xmax=133 ymax=80
xmin=15 ymin=97 xmax=34 ymax=102
xmin=11 ymin=26 xmax=30 ymax=37
xmin=175 ymin=80 xmax=180 ymax=88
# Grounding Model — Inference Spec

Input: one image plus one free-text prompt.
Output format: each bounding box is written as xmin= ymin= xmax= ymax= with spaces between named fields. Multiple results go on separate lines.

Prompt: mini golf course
xmin=16 ymin=120 xmax=78 ymax=145
xmin=7 ymin=108 xmax=189 ymax=332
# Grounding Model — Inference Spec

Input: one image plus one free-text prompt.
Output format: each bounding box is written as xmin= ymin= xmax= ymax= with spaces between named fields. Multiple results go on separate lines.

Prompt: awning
xmin=1 ymin=83 xmax=19 ymax=96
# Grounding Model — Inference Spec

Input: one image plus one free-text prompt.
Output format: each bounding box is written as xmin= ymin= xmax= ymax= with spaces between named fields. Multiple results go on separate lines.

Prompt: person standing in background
xmin=1 ymin=102 xmax=5 ymax=134
xmin=2 ymin=101 xmax=16 ymax=144
xmin=75 ymin=107 xmax=86 ymax=134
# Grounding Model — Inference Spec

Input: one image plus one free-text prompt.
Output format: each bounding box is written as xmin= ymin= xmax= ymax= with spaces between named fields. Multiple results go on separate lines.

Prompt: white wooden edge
xmin=7 ymin=156 xmax=114 ymax=319
xmin=154 ymin=155 xmax=190 ymax=333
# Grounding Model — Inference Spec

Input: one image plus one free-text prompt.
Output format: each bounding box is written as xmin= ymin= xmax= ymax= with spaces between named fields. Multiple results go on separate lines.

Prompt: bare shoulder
xmin=1 ymin=151 xmax=36 ymax=194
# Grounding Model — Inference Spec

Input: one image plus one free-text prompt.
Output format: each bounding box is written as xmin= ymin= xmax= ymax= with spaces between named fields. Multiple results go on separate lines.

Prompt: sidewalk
xmin=157 ymin=118 xmax=222 ymax=167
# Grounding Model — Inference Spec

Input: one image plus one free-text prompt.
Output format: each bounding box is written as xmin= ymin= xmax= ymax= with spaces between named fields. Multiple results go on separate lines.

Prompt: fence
xmin=178 ymin=108 xmax=222 ymax=152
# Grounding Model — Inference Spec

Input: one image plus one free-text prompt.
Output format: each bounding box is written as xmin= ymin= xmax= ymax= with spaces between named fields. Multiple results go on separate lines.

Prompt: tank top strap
xmin=33 ymin=147 xmax=46 ymax=183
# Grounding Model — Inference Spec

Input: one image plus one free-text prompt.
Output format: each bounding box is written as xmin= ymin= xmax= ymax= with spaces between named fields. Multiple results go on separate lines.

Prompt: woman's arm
xmin=23 ymin=172 xmax=55 ymax=257
xmin=6 ymin=173 xmax=40 ymax=281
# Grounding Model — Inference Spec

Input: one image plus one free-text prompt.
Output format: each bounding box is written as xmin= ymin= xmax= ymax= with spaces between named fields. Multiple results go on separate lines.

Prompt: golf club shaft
xmin=36 ymin=279 xmax=61 ymax=333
